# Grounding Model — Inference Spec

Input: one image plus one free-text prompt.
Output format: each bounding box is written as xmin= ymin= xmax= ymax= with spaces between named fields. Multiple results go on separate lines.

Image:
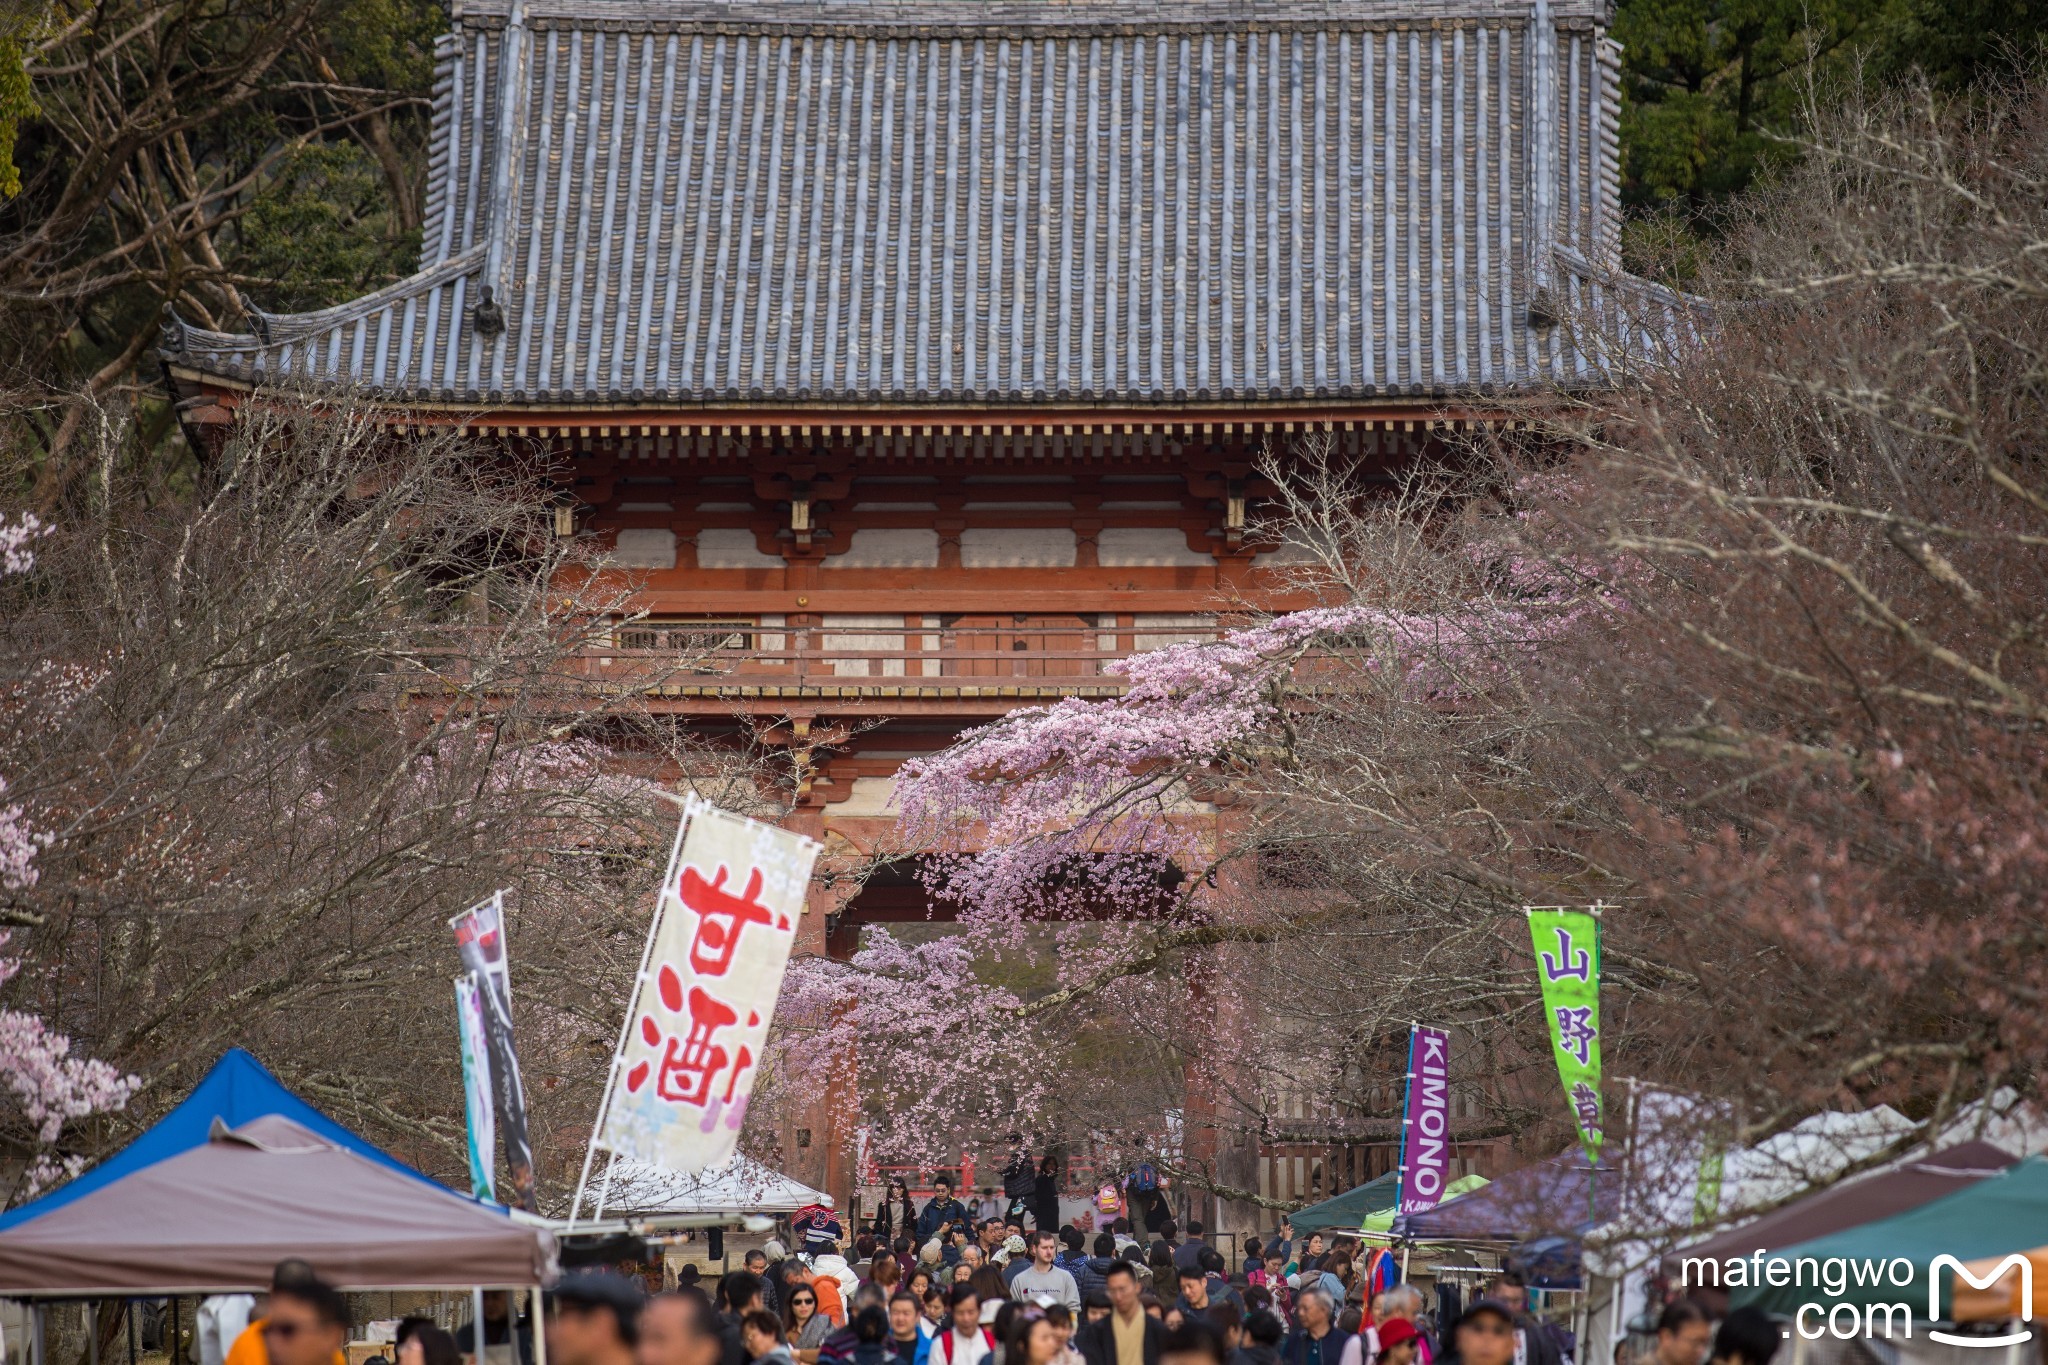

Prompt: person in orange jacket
xmin=225 ymin=1261 xmax=349 ymax=1365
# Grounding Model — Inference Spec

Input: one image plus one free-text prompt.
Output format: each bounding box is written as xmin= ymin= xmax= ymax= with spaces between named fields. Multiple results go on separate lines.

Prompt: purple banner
xmin=1398 ymin=1024 xmax=1452 ymax=1215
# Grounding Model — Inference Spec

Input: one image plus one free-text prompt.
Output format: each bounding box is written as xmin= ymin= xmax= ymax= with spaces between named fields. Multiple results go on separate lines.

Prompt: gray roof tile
xmin=168 ymin=0 xmax=1677 ymax=407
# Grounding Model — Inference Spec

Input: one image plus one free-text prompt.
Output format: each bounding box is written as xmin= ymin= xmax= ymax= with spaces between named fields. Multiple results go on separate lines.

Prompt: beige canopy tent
xmin=0 ymin=1115 xmax=558 ymax=1295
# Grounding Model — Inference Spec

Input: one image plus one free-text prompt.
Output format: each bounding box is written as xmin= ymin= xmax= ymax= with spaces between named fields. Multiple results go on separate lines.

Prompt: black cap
xmin=1459 ymin=1299 xmax=1518 ymax=1329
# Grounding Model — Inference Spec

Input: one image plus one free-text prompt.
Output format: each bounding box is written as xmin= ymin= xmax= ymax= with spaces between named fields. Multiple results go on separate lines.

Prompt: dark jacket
xmin=916 ymin=1196 xmax=973 ymax=1243
xmin=1231 ymin=1348 xmax=1281 ymax=1365
xmin=1514 ymin=1318 xmax=1565 ymax=1365
xmin=1170 ymin=1283 xmax=1241 ymax=1320
xmin=819 ymin=1326 xmax=861 ymax=1365
xmin=1079 ymin=1312 xmax=1163 ymax=1365
xmin=1031 ymin=1173 xmax=1060 ymax=1230
xmin=716 ymin=1314 xmax=748 ymax=1365
xmin=1279 ymin=1328 xmax=1348 ymax=1365
xmin=1003 ymin=1151 xmax=1038 ymax=1202
xmin=1074 ymin=1256 xmax=1118 ymax=1302
xmin=1130 ymin=1189 xmax=1171 ymax=1235
xmin=875 ymin=1196 xmax=919 ymax=1245
xmin=454 ymin=1318 xmax=535 ymax=1365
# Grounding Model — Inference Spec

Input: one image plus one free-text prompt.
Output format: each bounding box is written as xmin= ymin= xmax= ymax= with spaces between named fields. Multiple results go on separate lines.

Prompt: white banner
xmin=598 ymin=801 xmax=820 ymax=1174
xmin=1626 ymin=1085 xmax=1729 ymax=1234
xmin=454 ymin=974 xmax=497 ymax=1202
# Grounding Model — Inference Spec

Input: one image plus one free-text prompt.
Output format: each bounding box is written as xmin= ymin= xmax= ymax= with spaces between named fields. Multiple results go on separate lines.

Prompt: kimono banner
xmin=1397 ymin=1024 xmax=1452 ymax=1214
xmin=453 ymin=974 xmax=497 ymax=1202
xmin=1528 ymin=907 xmax=1604 ymax=1164
xmin=451 ymin=892 xmax=537 ymax=1210
xmin=599 ymin=803 xmax=820 ymax=1174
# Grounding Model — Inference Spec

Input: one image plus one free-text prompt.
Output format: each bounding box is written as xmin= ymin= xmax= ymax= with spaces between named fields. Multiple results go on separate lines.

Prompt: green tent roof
xmin=1290 ymin=1172 xmax=1401 ymax=1234
xmin=1289 ymin=1171 xmax=1491 ymax=1236
xmin=1364 ymin=1174 xmax=1488 ymax=1236
xmin=1728 ymin=1155 xmax=2048 ymax=1320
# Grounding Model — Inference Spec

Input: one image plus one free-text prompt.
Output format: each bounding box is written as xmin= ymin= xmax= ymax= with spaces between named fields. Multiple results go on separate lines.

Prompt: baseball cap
xmin=1378 ymin=1320 xmax=1420 ymax=1350
xmin=1458 ymin=1300 xmax=1518 ymax=1330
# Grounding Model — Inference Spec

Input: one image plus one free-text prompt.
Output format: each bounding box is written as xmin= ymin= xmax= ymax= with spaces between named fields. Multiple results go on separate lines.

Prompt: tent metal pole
xmin=473 ymin=1289 xmax=487 ymax=1360
xmin=530 ymin=1289 xmax=548 ymax=1365
xmin=571 ymin=798 xmax=694 ymax=1231
xmin=88 ymin=1302 xmax=99 ymax=1365
xmin=31 ymin=1302 xmax=44 ymax=1365
xmin=128 ymin=1300 xmax=138 ymax=1365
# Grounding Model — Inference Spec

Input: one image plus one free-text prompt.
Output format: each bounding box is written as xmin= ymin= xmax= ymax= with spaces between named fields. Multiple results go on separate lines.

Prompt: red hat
xmin=1378 ymin=1320 xmax=1420 ymax=1351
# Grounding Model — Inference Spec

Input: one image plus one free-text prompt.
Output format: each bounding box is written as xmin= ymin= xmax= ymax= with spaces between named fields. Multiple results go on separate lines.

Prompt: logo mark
xmin=1929 ymin=1254 xmax=2034 ymax=1348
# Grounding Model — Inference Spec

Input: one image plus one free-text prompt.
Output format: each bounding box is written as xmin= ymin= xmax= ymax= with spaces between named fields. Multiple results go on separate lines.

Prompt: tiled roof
xmin=166 ymin=0 xmax=1664 ymax=408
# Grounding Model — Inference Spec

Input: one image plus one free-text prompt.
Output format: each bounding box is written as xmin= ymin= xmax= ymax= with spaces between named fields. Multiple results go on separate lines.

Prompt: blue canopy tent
xmin=0 ymin=1047 xmax=454 ymax=1232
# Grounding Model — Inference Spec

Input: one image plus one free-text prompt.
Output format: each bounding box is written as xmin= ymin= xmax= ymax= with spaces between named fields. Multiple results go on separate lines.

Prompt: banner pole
xmin=569 ymin=794 xmax=698 ymax=1230
xmin=592 ymin=1148 xmax=622 ymax=1221
xmin=1395 ymin=1021 xmax=1417 ymax=1213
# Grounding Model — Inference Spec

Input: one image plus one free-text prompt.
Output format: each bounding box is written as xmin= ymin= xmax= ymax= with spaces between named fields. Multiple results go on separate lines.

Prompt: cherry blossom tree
xmin=0 ymin=514 xmax=136 ymax=1200
xmin=0 ymin=401 xmax=766 ymax=1205
xmin=774 ymin=76 xmax=2048 ymax=1222
xmin=773 ymin=454 xmax=1606 ymax=1210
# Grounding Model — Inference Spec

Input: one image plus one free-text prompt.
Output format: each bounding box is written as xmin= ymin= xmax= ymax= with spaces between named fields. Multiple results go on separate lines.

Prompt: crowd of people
xmin=224 ymin=1169 xmax=1780 ymax=1365
xmin=656 ymin=1176 xmax=1786 ymax=1365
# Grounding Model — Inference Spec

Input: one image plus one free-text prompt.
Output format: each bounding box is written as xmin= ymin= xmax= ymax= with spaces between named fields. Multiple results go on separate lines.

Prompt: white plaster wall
xmin=1133 ymin=612 xmax=1216 ymax=649
xmin=823 ymin=528 xmax=941 ymax=568
xmin=831 ymin=775 xmax=901 ymax=817
xmin=610 ymin=528 xmax=677 ymax=569
xmin=1252 ymin=538 xmax=1324 ymax=567
xmin=696 ymin=528 xmax=782 ymax=568
xmin=960 ymin=526 xmax=1077 ymax=567
xmin=1098 ymin=526 xmax=1211 ymax=567
xmin=823 ymin=614 xmax=908 ymax=676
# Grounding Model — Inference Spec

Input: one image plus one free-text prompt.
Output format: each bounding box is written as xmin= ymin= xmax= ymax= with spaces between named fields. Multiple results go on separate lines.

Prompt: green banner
xmin=1528 ymin=908 xmax=1603 ymax=1164
xmin=1693 ymin=1144 xmax=1726 ymax=1225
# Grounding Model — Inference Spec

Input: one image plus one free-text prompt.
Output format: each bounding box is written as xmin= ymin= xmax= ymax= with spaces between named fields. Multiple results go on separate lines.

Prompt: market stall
xmin=599 ymin=1154 xmax=832 ymax=1222
xmin=0 ymin=1115 xmax=555 ymax=1294
xmin=1660 ymin=1139 xmax=2015 ymax=1294
xmin=1730 ymin=1155 xmax=2048 ymax=1322
xmin=0 ymin=1047 xmax=445 ymax=1235
xmin=0 ymin=1051 xmax=558 ymax=1365
xmin=1393 ymin=1153 xmax=1619 ymax=1246
xmin=1290 ymin=1171 xmax=1490 ymax=1239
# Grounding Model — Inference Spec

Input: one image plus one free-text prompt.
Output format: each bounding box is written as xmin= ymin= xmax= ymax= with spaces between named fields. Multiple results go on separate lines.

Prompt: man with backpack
xmin=1001 ymin=1136 xmax=1038 ymax=1224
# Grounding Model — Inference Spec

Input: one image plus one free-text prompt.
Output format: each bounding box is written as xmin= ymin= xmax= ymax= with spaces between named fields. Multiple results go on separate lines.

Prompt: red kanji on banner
xmin=623 ymin=964 xmax=759 ymax=1109
xmin=678 ymin=864 xmax=790 ymax=978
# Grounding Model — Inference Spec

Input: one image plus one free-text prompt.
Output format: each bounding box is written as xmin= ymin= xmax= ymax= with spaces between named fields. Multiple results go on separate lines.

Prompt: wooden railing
xmin=577 ymin=618 xmax=1225 ymax=692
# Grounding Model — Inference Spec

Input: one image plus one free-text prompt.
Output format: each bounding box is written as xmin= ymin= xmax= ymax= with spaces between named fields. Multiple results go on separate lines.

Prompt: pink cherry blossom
xmin=0 ymin=516 xmax=137 ymax=1195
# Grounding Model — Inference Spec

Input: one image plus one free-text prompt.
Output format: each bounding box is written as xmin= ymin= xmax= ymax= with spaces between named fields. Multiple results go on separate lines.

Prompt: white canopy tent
xmin=597 ymin=1153 xmax=832 ymax=1222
